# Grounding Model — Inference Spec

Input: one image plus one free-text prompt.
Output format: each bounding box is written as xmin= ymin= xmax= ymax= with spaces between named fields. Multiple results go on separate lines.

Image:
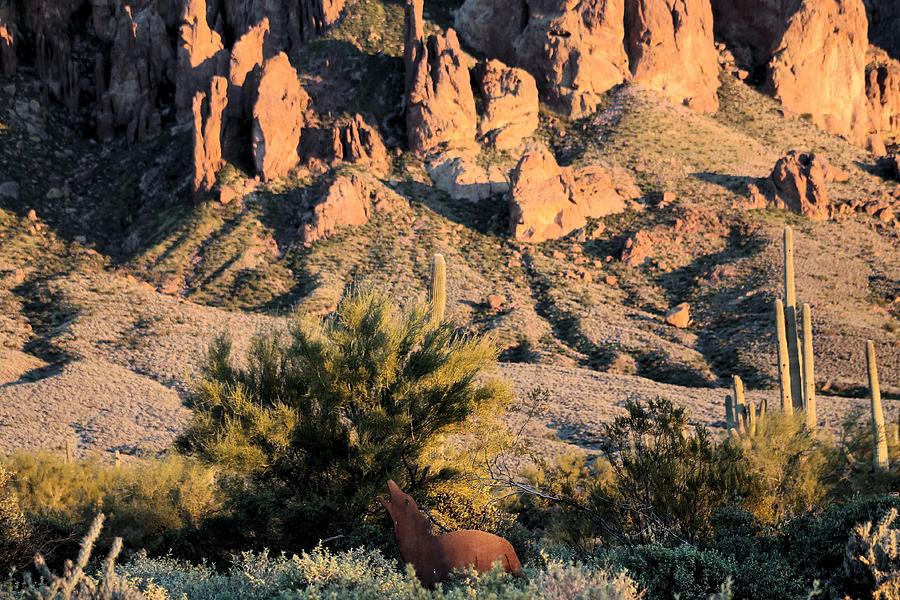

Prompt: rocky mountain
xmin=0 ymin=0 xmax=897 ymax=459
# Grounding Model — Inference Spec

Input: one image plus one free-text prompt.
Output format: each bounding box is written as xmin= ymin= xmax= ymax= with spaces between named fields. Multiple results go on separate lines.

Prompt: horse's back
xmin=437 ymin=530 xmax=522 ymax=575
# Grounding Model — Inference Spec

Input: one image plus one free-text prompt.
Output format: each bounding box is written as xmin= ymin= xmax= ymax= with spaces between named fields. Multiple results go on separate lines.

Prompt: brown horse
xmin=380 ymin=480 xmax=523 ymax=588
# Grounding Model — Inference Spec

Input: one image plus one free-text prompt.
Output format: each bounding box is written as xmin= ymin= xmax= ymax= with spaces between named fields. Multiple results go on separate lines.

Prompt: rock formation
xmin=866 ymin=49 xmax=900 ymax=150
xmin=176 ymin=0 xmax=228 ymax=118
xmin=456 ymin=0 xmax=628 ymax=117
xmin=301 ymin=114 xmax=390 ymax=174
xmin=0 ymin=18 xmax=15 ymax=77
xmin=300 ymin=173 xmax=401 ymax=243
xmin=192 ymin=75 xmax=229 ymax=192
xmin=427 ymin=150 xmax=510 ymax=202
xmin=710 ymin=0 xmax=797 ymax=69
xmin=252 ymin=52 xmax=308 ymax=181
xmin=405 ymin=0 xmax=477 ymax=154
xmin=766 ymin=0 xmax=870 ymax=146
xmin=36 ymin=30 xmax=79 ymax=112
xmin=867 ymin=0 xmax=900 ymax=60
xmin=625 ymin=0 xmax=720 ymax=112
xmin=103 ymin=6 xmax=174 ymax=142
xmin=509 ymin=145 xmax=639 ymax=243
xmin=746 ymin=151 xmax=846 ymax=221
xmin=227 ymin=17 xmax=269 ymax=118
xmin=474 ymin=60 xmax=539 ymax=150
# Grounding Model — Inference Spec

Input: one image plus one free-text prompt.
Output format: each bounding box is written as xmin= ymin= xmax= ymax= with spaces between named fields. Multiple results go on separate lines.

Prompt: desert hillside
xmin=0 ymin=0 xmax=897 ymax=463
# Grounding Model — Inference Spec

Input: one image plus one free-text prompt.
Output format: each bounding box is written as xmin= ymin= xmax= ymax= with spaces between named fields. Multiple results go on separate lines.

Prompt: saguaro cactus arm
xmin=775 ymin=299 xmax=793 ymax=414
xmin=801 ymin=303 xmax=816 ymax=429
xmin=867 ymin=340 xmax=889 ymax=471
xmin=783 ymin=227 xmax=804 ymax=409
xmin=430 ymin=253 xmax=446 ymax=323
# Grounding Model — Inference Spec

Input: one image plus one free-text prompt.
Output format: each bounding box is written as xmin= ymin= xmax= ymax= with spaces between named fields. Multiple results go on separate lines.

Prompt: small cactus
xmin=867 ymin=340 xmax=889 ymax=471
xmin=725 ymin=394 xmax=735 ymax=431
xmin=430 ymin=253 xmax=446 ymax=323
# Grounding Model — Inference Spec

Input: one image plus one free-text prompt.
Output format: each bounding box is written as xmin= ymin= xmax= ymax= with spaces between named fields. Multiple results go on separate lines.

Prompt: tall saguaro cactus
xmin=867 ymin=340 xmax=889 ymax=471
xmin=774 ymin=300 xmax=793 ymax=414
xmin=783 ymin=227 xmax=804 ymax=410
xmin=430 ymin=253 xmax=446 ymax=323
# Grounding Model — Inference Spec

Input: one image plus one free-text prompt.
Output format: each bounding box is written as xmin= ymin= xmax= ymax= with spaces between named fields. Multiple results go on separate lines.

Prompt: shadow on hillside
xmin=658 ymin=224 xmax=772 ymax=388
xmin=692 ymin=171 xmax=757 ymax=194
xmin=396 ymin=180 xmax=509 ymax=236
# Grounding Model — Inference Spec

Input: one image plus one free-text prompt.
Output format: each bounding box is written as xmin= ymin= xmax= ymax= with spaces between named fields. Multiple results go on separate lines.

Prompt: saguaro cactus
xmin=867 ymin=340 xmax=889 ymax=471
xmin=430 ymin=253 xmax=446 ymax=323
xmin=783 ymin=227 xmax=804 ymax=410
xmin=774 ymin=300 xmax=794 ymax=414
xmin=725 ymin=394 xmax=735 ymax=431
xmin=801 ymin=303 xmax=816 ymax=429
xmin=733 ymin=375 xmax=746 ymax=433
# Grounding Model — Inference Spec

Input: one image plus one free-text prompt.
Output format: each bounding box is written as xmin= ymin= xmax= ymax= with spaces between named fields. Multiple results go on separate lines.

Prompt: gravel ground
xmin=0 ymin=269 xmax=895 ymax=464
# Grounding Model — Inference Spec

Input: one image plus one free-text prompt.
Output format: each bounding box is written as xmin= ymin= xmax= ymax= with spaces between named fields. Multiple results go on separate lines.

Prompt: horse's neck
xmin=396 ymin=517 xmax=438 ymax=563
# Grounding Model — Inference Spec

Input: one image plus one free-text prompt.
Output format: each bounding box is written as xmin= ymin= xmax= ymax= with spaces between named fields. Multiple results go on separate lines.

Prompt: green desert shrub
xmin=177 ymin=287 xmax=512 ymax=551
xmin=4 ymin=453 xmax=221 ymax=563
xmin=589 ymin=398 xmax=756 ymax=546
xmin=843 ymin=508 xmax=900 ymax=600
xmin=737 ymin=411 xmax=833 ymax=525
xmin=778 ymin=495 xmax=900 ymax=596
xmin=0 ymin=466 xmax=32 ymax=574
xmin=117 ymin=546 xmax=644 ymax=600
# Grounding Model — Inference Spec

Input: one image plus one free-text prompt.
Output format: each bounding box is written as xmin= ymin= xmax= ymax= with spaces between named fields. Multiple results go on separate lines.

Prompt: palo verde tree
xmin=178 ymin=287 xmax=510 ymax=550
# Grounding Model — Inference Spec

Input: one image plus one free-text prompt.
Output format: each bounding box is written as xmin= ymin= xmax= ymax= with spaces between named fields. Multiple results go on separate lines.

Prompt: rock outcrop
xmin=252 ymin=52 xmax=308 ymax=181
xmin=102 ymin=6 xmax=174 ymax=142
xmin=509 ymin=145 xmax=639 ymax=243
xmin=227 ymin=17 xmax=269 ymax=119
xmin=192 ymin=75 xmax=228 ymax=192
xmin=176 ymin=0 xmax=228 ymax=118
xmin=456 ymin=0 xmax=628 ymax=117
xmin=302 ymin=114 xmax=390 ymax=174
xmin=300 ymin=173 xmax=401 ymax=243
xmin=474 ymin=59 xmax=539 ymax=150
xmin=405 ymin=0 xmax=477 ymax=153
xmin=866 ymin=49 xmax=900 ymax=150
xmin=36 ymin=29 xmax=79 ymax=112
xmin=745 ymin=151 xmax=846 ymax=221
xmin=0 ymin=18 xmax=15 ymax=77
xmin=867 ymin=0 xmax=900 ymax=60
xmin=710 ymin=0 xmax=797 ymax=69
xmin=427 ymin=150 xmax=510 ymax=202
xmin=625 ymin=0 xmax=720 ymax=112
xmin=766 ymin=0 xmax=870 ymax=146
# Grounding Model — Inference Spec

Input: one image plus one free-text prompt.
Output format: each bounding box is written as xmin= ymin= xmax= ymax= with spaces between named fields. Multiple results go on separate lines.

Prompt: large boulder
xmin=766 ymin=0 xmax=870 ymax=145
xmin=509 ymin=145 xmax=639 ymax=243
xmin=456 ymin=0 xmax=628 ymax=117
xmin=745 ymin=151 xmax=845 ymax=221
xmin=405 ymin=0 xmax=477 ymax=153
xmin=192 ymin=75 xmax=228 ymax=192
xmin=300 ymin=173 xmax=402 ymax=244
xmin=426 ymin=149 xmax=510 ymax=202
xmin=252 ymin=52 xmax=309 ymax=181
xmin=625 ymin=0 xmax=720 ymax=112
xmin=474 ymin=59 xmax=539 ymax=150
